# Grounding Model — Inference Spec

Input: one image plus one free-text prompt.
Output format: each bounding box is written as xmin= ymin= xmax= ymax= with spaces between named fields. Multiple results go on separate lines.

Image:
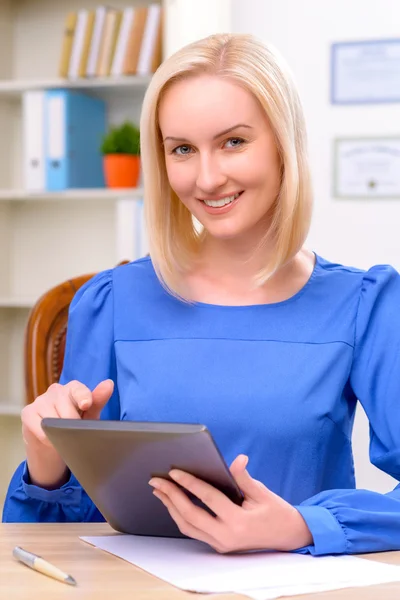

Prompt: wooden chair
xmin=24 ymin=263 xmax=128 ymax=405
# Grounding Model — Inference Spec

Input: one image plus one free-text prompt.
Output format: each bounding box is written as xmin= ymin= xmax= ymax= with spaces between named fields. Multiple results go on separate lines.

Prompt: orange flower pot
xmin=103 ymin=154 xmax=140 ymax=188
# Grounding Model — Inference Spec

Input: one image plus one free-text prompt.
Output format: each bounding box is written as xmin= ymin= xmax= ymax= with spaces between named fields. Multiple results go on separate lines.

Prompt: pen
xmin=12 ymin=546 xmax=77 ymax=586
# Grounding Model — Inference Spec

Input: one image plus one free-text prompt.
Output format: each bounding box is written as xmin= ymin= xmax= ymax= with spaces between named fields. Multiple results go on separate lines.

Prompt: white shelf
xmin=0 ymin=187 xmax=143 ymax=201
xmin=0 ymin=297 xmax=36 ymax=309
xmin=0 ymin=403 xmax=23 ymax=417
xmin=0 ymin=75 xmax=152 ymax=98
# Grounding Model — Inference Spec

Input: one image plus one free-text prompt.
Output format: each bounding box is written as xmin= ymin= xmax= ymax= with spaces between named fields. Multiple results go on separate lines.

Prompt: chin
xmin=205 ymin=226 xmax=245 ymax=241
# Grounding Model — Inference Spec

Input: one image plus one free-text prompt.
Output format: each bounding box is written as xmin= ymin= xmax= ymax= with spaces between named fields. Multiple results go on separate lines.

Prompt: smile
xmin=199 ymin=191 xmax=244 ymax=215
xmin=201 ymin=192 xmax=242 ymax=208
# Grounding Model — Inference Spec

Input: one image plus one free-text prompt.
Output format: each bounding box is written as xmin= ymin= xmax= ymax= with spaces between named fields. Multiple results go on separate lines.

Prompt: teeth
xmin=203 ymin=193 xmax=240 ymax=208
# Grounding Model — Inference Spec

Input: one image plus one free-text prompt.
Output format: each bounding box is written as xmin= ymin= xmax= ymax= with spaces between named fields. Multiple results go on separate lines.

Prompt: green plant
xmin=100 ymin=121 xmax=140 ymax=156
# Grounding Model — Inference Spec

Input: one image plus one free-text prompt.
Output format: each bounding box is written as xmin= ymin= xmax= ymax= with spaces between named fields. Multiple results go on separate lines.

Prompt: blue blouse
xmin=3 ymin=254 xmax=400 ymax=556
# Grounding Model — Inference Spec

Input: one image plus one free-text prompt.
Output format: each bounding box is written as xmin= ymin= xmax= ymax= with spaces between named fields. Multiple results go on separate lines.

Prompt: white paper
xmin=81 ymin=534 xmax=400 ymax=599
xmin=244 ymin=578 xmax=394 ymax=600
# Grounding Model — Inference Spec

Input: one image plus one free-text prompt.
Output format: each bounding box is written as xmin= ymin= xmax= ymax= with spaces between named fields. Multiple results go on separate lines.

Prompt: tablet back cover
xmin=42 ymin=419 xmax=242 ymax=538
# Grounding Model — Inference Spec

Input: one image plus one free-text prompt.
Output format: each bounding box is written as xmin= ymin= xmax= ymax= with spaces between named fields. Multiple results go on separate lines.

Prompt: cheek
xmin=232 ymin=141 xmax=280 ymax=191
xmin=165 ymin=160 xmax=195 ymax=198
xmin=240 ymin=154 xmax=279 ymax=190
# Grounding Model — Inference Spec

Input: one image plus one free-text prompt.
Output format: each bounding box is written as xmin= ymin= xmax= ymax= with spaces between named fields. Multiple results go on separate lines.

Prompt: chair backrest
xmin=24 ymin=262 xmax=128 ymax=405
xmin=24 ymin=273 xmax=95 ymax=405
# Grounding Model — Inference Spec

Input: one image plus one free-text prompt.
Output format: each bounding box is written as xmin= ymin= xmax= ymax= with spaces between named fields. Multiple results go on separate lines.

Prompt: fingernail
xmin=169 ymin=470 xmax=181 ymax=482
xmin=148 ymin=479 xmax=160 ymax=489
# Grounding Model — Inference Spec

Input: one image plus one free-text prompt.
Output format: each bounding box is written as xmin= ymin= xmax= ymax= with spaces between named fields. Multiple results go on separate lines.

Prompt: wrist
xmin=26 ymin=442 xmax=69 ymax=490
xmin=288 ymin=507 xmax=313 ymax=550
xmin=277 ymin=506 xmax=313 ymax=551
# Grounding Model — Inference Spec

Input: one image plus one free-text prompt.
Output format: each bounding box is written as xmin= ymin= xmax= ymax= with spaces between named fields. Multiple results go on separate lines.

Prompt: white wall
xmin=232 ymin=0 xmax=400 ymax=492
xmin=164 ymin=0 xmax=231 ymax=57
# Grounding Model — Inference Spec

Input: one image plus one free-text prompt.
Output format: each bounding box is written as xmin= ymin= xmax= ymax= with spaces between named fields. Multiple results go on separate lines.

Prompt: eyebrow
xmin=163 ymin=123 xmax=253 ymax=143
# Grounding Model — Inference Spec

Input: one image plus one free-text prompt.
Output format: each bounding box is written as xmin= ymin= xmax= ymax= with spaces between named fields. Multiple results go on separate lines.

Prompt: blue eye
xmin=170 ymin=137 xmax=245 ymax=155
xmin=225 ymin=137 xmax=245 ymax=148
xmin=172 ymin=145 xmax=192 ymax=155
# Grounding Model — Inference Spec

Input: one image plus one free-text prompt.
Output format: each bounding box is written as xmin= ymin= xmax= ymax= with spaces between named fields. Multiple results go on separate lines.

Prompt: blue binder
xmin=44 ymin=90 xmax=106 ymax=191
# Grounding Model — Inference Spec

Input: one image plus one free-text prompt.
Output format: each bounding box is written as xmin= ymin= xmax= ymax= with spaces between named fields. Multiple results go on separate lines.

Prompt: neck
xmin=198 ymin=231 xmax=272 ymax=284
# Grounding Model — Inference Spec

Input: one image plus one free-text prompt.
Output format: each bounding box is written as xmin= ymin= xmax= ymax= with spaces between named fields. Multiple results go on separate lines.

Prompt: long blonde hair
xmin=140 ymin=33 xmax=313 ymax=298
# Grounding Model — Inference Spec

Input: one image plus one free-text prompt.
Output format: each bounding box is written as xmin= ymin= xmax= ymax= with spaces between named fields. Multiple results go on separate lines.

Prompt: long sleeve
xmin=2 ymin=269 xmax=120 ymax=523
xmin=294 ymin=264 xmax=400 ymax=555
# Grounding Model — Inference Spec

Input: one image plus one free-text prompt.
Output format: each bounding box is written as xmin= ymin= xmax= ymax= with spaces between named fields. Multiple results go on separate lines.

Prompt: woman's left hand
xmin=149 ymin=454 xmax=313 ymax=553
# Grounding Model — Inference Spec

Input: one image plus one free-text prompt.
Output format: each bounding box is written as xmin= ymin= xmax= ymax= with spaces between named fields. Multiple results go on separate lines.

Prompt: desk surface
xmin=2 ymin=523 xmax=400 ymax=600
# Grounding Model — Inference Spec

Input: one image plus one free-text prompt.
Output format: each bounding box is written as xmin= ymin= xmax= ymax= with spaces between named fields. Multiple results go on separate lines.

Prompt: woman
xmin=4 ymin=33 xmax=400 ymax=557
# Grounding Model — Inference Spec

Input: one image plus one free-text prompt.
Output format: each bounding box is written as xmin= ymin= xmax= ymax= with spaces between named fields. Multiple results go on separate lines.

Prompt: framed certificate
xmin=333 ymin=137 xmax=400 ymax=199
xmin=331 ymin=39 xmax=400 ymax=104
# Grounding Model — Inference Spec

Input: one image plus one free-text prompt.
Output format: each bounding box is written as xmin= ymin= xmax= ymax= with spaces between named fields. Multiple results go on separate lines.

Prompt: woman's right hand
xmin=21 ymin=379 xmax=114 ymax=490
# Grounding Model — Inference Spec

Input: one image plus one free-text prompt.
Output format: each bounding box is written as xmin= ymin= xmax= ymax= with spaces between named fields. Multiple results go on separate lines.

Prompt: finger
xmin=169 ymin=469 xmax=238 ymax=520
xmin=83 ymin=379 xmax=114 ymax=420
xmin=150 ymin=476 xmax=227 ymax=536
xmin=153 ymin=489 xmax=220 ymax=548
xmin=230 ymin=455 xmax=269 ymax=503
xmin=23 ymin=404 xmax=59 ymax=447
xmin=54 ymin=392 xmax=83 ymax=420
xmin=230 ymin=454 xmax=249 ymax=475
xmin=66 ymin=381 xmax=93 ymax=412
xmin=34 ymin=384 xmax=80 ymax=420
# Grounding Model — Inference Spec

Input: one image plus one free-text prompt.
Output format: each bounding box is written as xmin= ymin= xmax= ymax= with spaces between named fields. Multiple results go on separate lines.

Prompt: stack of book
xmin=59 ymin=3 xmax=163 ymax=79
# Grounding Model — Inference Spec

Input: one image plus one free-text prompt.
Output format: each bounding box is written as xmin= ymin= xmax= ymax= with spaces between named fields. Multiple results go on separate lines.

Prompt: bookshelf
xmin=0 ymin=0 xmax=161 ymax=509
xmin=0 ymin=0 xmax=233 ymax=511
xmin=0 ymin=297 xmax=35 ymax=308
xmin=0 ymin=187 xmax=143 ymax=201
xmin=0 ymin=404 xmax=23 ymax=417
xmin=0 ymin=74 xmax=152 ymax=97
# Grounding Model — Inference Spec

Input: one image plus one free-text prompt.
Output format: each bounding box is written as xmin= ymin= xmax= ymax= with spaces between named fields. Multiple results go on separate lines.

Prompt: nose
xmin=196 ymin=153 xmax=227 ymax=194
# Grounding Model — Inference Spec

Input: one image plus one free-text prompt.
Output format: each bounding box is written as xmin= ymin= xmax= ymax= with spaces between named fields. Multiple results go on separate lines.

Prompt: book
xmin=106 ymin=10 xmax=123 ymax=75
xmin=86 ymin=6 xmax=107 ymax=77
xmin=150 ymin=6 xmax=163 ymax=73
xmin=96 ymin=8 xmax=122 ymax=76
xmin=136 ymin=4 xmax=162 ymax=75
xmin=116 ymin=196 xmax=147 ymax=261
xmin=68 ymin=9 xmax=88 ymax=78
xmin=111 ymin=7 xmax=135 ymax=77
xmin=122 ymin=6 xmax=148 ymax=75
xmin=58 ymin=11 xmax=78 ymax=78
xmin=78 ymin=10 xmax=96 ymax=77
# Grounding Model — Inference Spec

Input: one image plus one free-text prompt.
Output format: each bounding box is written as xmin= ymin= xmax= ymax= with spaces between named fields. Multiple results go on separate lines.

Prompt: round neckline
xmin=191 ymin=251 xmax=321 ymax=309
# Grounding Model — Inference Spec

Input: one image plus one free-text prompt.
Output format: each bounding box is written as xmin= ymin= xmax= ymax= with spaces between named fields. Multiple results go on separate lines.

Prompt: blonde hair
xmin=140 ymin=33 xmax=313 ymax=298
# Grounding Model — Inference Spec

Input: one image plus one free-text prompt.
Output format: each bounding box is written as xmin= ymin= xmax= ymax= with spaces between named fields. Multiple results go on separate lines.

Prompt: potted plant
xmin=100 ymin=121 xmax=141 ymax=188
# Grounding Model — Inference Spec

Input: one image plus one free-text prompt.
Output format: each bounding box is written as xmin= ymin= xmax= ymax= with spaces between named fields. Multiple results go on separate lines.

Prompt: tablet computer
xmin=41 ymin=419 xmax=244 ymax=538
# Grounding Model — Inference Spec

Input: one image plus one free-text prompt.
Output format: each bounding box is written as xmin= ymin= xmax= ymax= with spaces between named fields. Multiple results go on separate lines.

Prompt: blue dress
xmin=3 ymin=254 xmax=400 ymax=556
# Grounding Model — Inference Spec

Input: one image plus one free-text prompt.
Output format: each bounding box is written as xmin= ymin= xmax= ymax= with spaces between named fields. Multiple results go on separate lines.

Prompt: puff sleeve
xmin=294 ymin=265 xmax=400 ymax=555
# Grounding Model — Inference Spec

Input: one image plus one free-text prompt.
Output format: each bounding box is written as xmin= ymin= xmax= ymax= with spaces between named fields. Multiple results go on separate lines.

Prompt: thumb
xmin=83 ymin=379 xmax=114 ymax=420
xmin=230 ymin=455 xmax=268 ymax=502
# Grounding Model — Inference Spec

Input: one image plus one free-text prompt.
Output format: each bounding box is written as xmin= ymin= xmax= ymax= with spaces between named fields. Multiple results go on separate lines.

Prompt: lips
xmin=199 ymin=191 xmax=244 ymax=215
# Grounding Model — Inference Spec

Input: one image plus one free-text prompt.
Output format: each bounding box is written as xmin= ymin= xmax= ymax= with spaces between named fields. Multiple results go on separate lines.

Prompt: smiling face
xmin=158 ymin=74 xmax=282 ymax=245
